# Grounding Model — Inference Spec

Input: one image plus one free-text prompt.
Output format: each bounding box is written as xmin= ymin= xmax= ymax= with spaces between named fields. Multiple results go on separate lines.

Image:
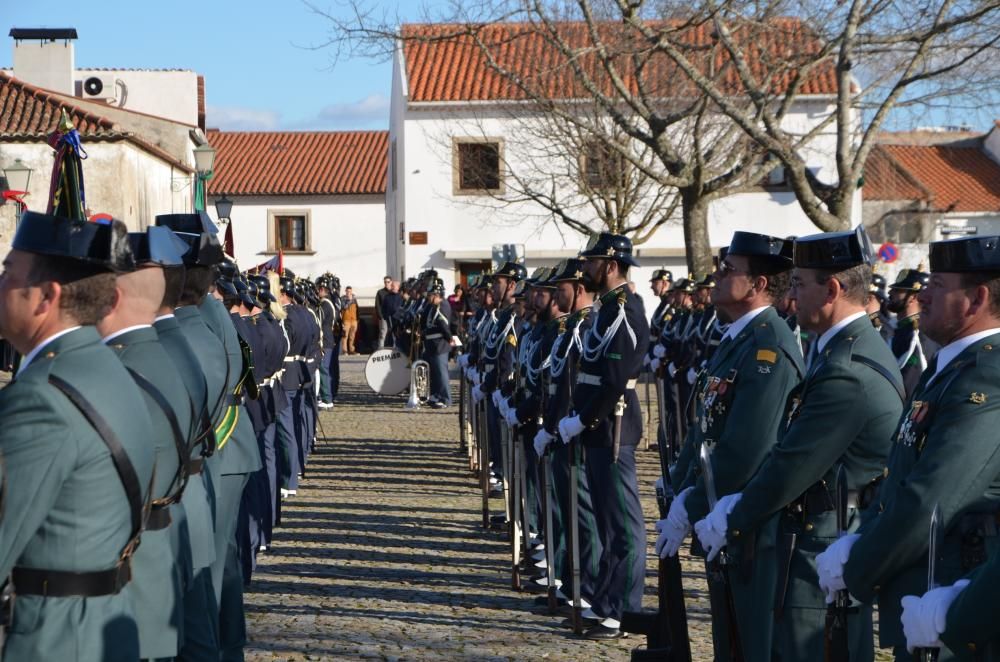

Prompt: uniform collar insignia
xmin=970 ymin=392 xmax=987 ymax=404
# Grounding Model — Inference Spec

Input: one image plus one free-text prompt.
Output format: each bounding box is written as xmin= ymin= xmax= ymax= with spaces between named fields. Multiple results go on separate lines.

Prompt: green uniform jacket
xmin=682 ymin=306 xmax=805 ymax=522
xmin=108 ymin=325 xmax=193 ymax=659
xmin=845 ymin=333 xmax=1000 ymax=654
xmin=0 ymin=327 xmax=155 ymax=661
xmin=941 ymin=548 xmax=1000 ymax=660
xmin=726 ymin=314 xmax=902 ymax=660
xmin=677 ymin=306 xmax=803 ymax=661
xmin=200 ymin=295 xmax=262 ymax=476
xmin=154 ymin=314 xmax=217 ymax=573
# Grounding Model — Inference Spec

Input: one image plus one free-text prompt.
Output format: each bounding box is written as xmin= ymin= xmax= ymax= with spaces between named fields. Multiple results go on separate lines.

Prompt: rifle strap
xmin=126 ymin=367 xmax=189 ymax=506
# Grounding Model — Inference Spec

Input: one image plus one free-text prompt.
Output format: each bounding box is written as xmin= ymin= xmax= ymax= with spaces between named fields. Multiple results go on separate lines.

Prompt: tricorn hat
xmin=13 ymin=211 xmax=134 ymax=272
xmin=155 ymin=212 xmax=223 ymax=267
xmin=127 ymin=226 xmax=189 ymax=267
xmin=929 ymin=236 xmax=1000 ymax=273
xmin=727 ymin=231 xmax=793 ymax=273
xmin=793 ymin=227 xmax=874 ymax=270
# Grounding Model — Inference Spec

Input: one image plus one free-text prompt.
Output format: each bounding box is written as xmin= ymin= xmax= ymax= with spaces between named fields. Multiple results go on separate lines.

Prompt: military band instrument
xmin=700 ymin=442 xmax=746 ymax=662
xmin=363 ymin=348 xmax=410 ymax=395
xmin=824 ymin=465 xmax=854 ymax=662
xmin=406 ymin=313 xmax=431 ymax=409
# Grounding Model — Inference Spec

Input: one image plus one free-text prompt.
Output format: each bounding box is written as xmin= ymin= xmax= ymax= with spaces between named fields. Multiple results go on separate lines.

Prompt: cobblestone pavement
xmin=245 ymin=356 xmax=712 ymax=661
xmin=245 ymin=357 xmax=891 ymax=661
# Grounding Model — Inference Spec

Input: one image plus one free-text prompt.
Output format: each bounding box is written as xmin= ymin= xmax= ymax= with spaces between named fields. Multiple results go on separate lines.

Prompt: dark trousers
xmin=426 ymin=350 xmax=452 ymax=405
xmin=486 ymin=397 xmax=503 ymax=478
xmin=293 ymin=387 xmax=313 ymax=474
xmin=330 ymin=340 xmax=341 ymax=400
xmin=260 ymin=420 xmax=278 ymax=543
xmin=552 ymin=442 xmax=602 ymax=603
xmin=318 ymin=347 xmax=334 ymax=403
xmin=219 ymin=473 xmax=250 ymax=661
xmin=276 ymin=391 xmax=300 ymax=490
xmin=178 ymin=567 xmax=219 ymax=661
xmin=519 ymin=420 xmax=540 ymax=535
xmin=585 ymin=444 xmax=646 ymax=621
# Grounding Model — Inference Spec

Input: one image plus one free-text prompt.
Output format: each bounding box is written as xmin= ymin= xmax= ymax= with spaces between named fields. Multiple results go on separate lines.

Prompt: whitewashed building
xmin=386 ymin=22 xmax=860 ymax=313
xmin=205 ymin=130 xmax=388 ymax=306
xmin=0 ymin=28 xmax=209 ymax=252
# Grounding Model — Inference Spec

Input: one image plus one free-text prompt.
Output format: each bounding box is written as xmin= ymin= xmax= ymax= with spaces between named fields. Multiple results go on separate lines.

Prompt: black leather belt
xmin=12 ymin=563 xmax=131 ymax=597
xmin=146 ymin=506 xmax=172 ymax=531
xmin=187 ymin=458 xmax=204 ymax=475
xmin=787 ymin=484 xmax=861 ymax=517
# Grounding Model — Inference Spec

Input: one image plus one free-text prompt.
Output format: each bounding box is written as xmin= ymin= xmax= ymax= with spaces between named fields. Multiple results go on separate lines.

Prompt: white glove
xmin=816 ymin=533 xmax=861 ymax=604
xmin=667 ymin=361 xmax=678 ymax=378
xmin=654 ymin=344 xmax=667 ymax=358
xmin=686 ymin=367 xmax=698 ymax=385
xmin=458 ymin=354 xmax=469 ymax=368
xmin=643 ymin=354 xmax=651 ymax=368
xmin=558 ymin=415 xmax=586 ymax=443
xmin=694 ymin=492 xmax=742 ymax=562
xmin=491 ymin=389 xmax=503 ymax=408
xmin=533 ymin=429 xmax=555 ymax=456
xmin=901 ymin=579 xmax=970 ymax=653
xmin=504 ymin=405 xmax=519 ymax=427
xmin=651 ymin=357 xmax=661 ymax=372
xmin=655 ymin=486 xmax=693 ymax=558
xmin=472 ymin=384 xmax=485 ymax=403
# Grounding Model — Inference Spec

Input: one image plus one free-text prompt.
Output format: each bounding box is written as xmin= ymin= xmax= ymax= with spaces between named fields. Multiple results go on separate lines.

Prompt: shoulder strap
xmin=48 ymin=375 xmax=146 ymax=541
xmin=126 ymin=368 xmax=189 ymax=505
xmin=851 ymin=354 xmax=905 ymax=402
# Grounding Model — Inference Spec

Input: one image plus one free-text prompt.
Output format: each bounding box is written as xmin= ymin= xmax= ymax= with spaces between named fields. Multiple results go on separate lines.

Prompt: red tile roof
xmin=402 ymin=19 xmax=838 ymax=103
xmin=864 ymin=143 xmax=1000 ymax=213
xmin=0 ymin=72 xmax=194 ymax=172
xmin=206 ymin=130 xmax=388 ymax=196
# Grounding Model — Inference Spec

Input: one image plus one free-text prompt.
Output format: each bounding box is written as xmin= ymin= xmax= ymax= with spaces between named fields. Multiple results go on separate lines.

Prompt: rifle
xmin=700 ymin=443 xmax=746 ymax=662
xmin=538 ymin=370 xmax=560 ymax=613
xmin=621 ymin=393 xmax=692 ymax=661
xmin=824 ymin=465 xmax=854 ymax=662
xmin=916 ymin=505 xmax=943 ymax=662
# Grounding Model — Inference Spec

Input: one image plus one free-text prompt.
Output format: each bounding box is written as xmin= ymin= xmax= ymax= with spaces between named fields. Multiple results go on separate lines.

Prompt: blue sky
xmin=2 ymin=2 xmax=995 ymax=133
xmin=1 ymin=0 xmax=417 ymax=131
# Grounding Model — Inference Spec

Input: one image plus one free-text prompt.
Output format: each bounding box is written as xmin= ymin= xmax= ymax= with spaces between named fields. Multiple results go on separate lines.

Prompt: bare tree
xmin=309 ymin=3 xmax=797 ymax=273
xmin=623 ymin=0 xmax=1000 ymax=231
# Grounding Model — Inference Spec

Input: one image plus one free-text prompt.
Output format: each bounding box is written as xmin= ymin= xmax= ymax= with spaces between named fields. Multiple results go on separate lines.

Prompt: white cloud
xmin=206 ymin=105 xmax=282 ymax=131
xmin=284 ymin=94 xmax=390 ymax=130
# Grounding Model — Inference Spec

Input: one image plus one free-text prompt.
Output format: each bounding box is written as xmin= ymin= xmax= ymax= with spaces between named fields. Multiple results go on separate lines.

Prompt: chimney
xmin=10 ymin=28 xmax=77 ymax=95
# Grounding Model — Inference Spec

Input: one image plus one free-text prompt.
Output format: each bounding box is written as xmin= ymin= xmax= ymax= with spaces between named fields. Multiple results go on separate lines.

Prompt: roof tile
xmin=864 ymin=143 xmax=1000 ymax=212
xmin=207 ymin=130 xmax=388 ymax=196
xmin=402 ymin=19 xmax=837 ymax=103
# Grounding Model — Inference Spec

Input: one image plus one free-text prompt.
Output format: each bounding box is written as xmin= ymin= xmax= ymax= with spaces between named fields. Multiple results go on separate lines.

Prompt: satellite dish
xmin=83 ymin=77 xmax=104 ymax=96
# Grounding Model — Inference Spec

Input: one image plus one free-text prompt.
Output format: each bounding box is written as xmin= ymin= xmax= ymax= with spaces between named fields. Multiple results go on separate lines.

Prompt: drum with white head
xmin=364 ymin=348 xmax=411 ymax=395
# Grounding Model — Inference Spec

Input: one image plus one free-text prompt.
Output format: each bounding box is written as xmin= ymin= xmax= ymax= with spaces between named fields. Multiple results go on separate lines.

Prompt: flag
xmin=250 ymin=249 xmax=283 ymax=275
xmin=46 ymin=109 xmax=88 ymax=220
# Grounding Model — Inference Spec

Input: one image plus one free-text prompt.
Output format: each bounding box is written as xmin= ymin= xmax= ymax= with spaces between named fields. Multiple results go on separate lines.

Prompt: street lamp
xmin=2 ymin=158 xmax=33 ymax=213
xmin=192 ymin=144 xmax=217 ymax=212
xmin=193 ymin=144 xmax=217 ymax=174
xmin=214 ymin=194 xmax=233 ymax=221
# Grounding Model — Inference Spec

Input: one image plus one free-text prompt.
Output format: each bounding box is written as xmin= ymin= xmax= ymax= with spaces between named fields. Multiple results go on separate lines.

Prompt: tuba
xmin=406 ymin=311 xmax=431 ymax=409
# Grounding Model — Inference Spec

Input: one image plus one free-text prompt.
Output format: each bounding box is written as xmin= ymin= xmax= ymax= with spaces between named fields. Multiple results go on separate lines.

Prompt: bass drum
xmin=364 ymin=348 xmax=411 ymax=396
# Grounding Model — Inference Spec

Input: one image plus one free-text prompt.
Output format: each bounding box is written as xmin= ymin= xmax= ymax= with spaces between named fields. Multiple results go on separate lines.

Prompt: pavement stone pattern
xmin=245 ymin=358 xmax=892 ymax=661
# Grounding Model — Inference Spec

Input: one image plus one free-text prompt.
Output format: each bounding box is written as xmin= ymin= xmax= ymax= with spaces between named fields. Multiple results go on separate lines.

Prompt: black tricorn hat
xmin=13 ymin=211 xmax=134 ymax=272
xmin=495 ymin=261 xmax=527 ymax=282
xmin=127 ymin=227 xmax=189 ymax=267
xmin=155 ymin=212 xmax=223 ymax=267
xmin=727 ymin=231 xmax=793 ymax=272
xmin=929 ymin=236 xmax=1000 ymax=273
xmin=547 ymin=258 xmax=586 ymax=284
xmin=578 ymin=232 xmax=639 ymax=267
xmin=890 ymin=268 xmax=930 ymax=292
xmin=793 ymin=227 xmax=873 ymax=270
xmin=649 ymin=268 xmax=673 ymax=283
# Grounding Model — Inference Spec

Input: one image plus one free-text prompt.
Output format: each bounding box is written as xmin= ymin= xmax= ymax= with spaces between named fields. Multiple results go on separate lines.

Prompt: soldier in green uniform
xmin=0 ymin=211 xmax=155 ymax=661
xmin=692 ymin=227 xmax=904 ymax=662
xmin=824 ymin=235 xmax=1000 ymax=661
xmin=902 ymin=544 xmax=1000 ymax=658
xmin=656 ymin=231 xmax=803 ymax=661
xmin=97 ymin=226 xmax=193 ymax=660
